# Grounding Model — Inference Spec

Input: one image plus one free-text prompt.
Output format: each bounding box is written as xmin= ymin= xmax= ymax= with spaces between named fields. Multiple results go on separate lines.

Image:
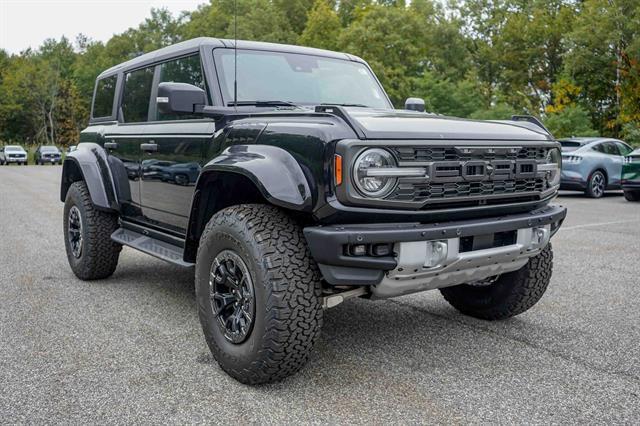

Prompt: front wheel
xmin=63 ymin=181 xmax=121 ymax=280
xmin=440 ymin=244 xmax=553 ymax=320
xmin=195 ymin=204 xmax=323 ymax=385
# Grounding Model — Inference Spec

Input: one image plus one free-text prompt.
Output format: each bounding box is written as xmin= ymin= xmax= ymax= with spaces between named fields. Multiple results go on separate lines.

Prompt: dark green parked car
xmin=622 ymin=148 xmax=640 ymax=201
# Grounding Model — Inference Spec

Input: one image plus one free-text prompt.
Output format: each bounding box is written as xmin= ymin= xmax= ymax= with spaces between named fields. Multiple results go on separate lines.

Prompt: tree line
xmin=0 ymin=0 xmax=639 ymax=146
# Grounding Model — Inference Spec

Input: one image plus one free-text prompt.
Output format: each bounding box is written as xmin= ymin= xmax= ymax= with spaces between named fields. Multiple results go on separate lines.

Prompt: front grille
xmin=385 ymin=145 xmax=551 ymax=207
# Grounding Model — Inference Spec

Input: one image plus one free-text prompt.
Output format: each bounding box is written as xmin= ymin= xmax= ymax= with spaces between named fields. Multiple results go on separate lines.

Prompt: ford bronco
xmin=61 ymin=38 xmax=566 ymax=384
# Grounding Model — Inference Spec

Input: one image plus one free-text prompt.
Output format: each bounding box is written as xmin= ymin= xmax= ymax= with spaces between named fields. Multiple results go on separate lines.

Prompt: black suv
xmin=61 ymin=38 xmax=566 ymax=384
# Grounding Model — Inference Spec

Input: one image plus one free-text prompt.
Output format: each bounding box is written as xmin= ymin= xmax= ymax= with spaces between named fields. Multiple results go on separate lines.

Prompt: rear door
xmin=139 ymin=53 xmax=214 ymax=234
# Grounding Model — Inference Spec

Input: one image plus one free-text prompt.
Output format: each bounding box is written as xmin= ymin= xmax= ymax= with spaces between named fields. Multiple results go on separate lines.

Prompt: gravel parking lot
xmin=1 ymin=165 xmax=639 ymax=424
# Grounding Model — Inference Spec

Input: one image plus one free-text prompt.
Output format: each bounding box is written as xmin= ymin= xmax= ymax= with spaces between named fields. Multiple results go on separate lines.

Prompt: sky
xmin=0 ymin=0 xmax=205 ymax=54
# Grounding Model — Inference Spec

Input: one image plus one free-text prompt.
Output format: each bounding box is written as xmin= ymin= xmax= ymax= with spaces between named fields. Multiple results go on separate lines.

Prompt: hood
xmin=344 ymin=108 xmax=552 ymax=141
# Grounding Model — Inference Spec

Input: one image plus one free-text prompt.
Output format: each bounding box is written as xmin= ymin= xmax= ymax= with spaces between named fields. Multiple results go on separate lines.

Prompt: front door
xmin=106 ymin=65 xmax=156 ymax=220
xmin=139 ymin=53 xmax=213 ymax=234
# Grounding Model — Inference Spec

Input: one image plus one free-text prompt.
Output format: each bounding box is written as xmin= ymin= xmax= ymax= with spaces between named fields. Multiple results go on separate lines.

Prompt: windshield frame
xmin=212 ymin=48 xmax=393 ymax=109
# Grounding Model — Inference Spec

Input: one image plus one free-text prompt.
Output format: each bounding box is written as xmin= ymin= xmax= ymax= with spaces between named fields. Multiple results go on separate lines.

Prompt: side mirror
xmin=405 ymin=97 xmax=425 ymax=112
xmin=157 ymin=82 xmax=206 ymax=115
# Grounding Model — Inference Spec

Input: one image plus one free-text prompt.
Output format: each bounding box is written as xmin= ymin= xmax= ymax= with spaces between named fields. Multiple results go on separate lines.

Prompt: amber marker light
xmin=334 ymin=154 xmax=343 ymax=186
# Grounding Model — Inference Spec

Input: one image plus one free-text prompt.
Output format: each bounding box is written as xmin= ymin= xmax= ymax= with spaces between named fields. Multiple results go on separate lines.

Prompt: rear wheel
xmin=624 ymin=190 xmax=640 ymax=202
xmin=585 ymin=170 xmax=606 ymax=198
xmin=63 ymin=181 xmax=121 ymax=280
xmin=195 ymin=204 xmax=323 ymax=384
xmin=440 ymin=244 xmax=553 ymax=320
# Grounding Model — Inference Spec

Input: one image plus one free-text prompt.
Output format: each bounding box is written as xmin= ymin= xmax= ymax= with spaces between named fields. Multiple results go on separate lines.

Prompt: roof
xmin=558 ymin=137 xmax=614 ymax=145
xmin=98 ymin=37 xmax=361 ymax=78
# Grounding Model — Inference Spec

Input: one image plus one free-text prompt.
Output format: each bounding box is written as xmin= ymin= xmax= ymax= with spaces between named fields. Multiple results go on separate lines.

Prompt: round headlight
xmin=547 ymin=147 xmax=562 ymax=187
xmin=352 ymin=148 xmax=397 ymax=197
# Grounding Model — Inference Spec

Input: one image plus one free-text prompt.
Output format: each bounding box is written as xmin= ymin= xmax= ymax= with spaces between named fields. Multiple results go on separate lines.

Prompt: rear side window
xmin=92 ymin=75 xmax=117 ymax=118
xmin=122 ymin=67 xmax=155 ymax=123
xmin=155 ymin=54 xmax=205 ymax=121
xmin=592 ymin=143 xmax=606 ymax=153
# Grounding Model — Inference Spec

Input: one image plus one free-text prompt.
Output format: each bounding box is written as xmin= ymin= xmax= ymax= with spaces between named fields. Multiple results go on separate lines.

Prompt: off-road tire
xmin=624 ymin=190 xmax=640 ymax=202
xmin=585 ymin=170 xmax=606 ymax=198
xmin=440 ymin=244 xmax=553 ymax=320
xmin=195 ymin=204 xmax=323 ymax=385
xmin=63 ymin=181 xmax=121 ymax=280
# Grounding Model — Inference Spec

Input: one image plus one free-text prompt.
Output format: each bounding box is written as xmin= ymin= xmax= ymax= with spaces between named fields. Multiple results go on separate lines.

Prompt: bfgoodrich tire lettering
xmin=440 ymin=244 xmax=553 ymax=320
xmin=63 ymin=181 xmax=121 ymax=280
xmin=195 ymin=204 xmax=323 ymax=385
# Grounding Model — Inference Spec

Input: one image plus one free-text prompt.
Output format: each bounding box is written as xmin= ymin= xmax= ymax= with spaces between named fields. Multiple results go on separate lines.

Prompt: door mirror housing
xmin=157 ymin=82 xmax=206 ymax=115
xmin=404 ymin=97 xmax=425 ymax=112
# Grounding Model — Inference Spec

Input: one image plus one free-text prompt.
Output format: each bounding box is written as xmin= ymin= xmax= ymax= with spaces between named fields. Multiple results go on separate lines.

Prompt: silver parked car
xmin=0 ymin=145 xmax=28 ymax=165
xmin=560 ymin=137 xmax=633 ymax=198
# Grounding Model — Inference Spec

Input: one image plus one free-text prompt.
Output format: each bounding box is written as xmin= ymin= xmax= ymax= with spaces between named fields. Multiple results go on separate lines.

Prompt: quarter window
xmin=616 ymin=142 xmax=633 ymax=156
xmin=155 ymin=54 xmax=205 ymax=121
xmin=92 ymin=75 xmax=117 ymax=118
xmin=122 ymin=67 xmax=155 ymax=123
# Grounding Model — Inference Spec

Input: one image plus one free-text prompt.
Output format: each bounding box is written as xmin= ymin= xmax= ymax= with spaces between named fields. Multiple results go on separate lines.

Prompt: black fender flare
xmin=183 ymin=145 xmax=313 ymax=262
xmin=196 ymin=144 xmax=313 ymax=210
xmin=60 ymin=143 xmax=119 ymax=211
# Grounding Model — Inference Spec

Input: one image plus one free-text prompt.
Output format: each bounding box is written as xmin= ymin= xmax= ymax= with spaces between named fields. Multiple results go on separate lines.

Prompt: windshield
xmin=5 ymin=146 xmax=23 ymax=152
xmin=213 ymin=49 xmax=391 ymax=109
xmin=41 ymin=146 xmax=59 ymax=153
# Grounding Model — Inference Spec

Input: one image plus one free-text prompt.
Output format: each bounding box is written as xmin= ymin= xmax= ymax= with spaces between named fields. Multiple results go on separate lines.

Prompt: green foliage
xmin=543 ymin=105 xmax=598 ymax=139
xmin=299 ymin=0 xmax=342 ymax=50
xmin=470 ymin=103 xmax=518 ymax=121
xmin=1 ymin=0 xmax=639 ymax=146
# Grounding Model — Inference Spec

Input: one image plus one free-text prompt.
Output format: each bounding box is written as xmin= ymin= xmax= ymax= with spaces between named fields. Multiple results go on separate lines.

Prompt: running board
xmin=111 ymin=228 xmax=194 ymax=268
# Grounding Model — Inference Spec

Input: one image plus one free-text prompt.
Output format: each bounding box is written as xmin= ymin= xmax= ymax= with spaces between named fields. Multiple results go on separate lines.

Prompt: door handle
xmin=140 ymin=142 xmax=158 ymax=152
xmin=104 ymin=141 xmax=118 ymax=150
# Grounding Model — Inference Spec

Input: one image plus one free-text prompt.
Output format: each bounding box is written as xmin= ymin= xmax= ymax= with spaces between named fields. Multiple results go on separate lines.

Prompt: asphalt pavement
xmin=1 ymin=165 xmax=639 ymax=424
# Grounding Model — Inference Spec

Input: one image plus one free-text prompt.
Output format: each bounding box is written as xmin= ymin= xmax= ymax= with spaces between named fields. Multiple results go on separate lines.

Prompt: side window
xmin=122 ymin=67 xmax=155 ymax=123
xmin=155 ymin=54 xmax=205 ymax=121
xmin=92 ymin=75 xmax=117 ymax=118
xmin=592 ymin=143 xmax=605 ymax=153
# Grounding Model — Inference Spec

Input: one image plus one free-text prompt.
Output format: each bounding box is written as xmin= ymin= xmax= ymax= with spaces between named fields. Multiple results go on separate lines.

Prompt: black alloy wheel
xmin=67 ymin=205 xmax=83 ymax=258
xmin=209 ymin=250 xmax=256 ymax=344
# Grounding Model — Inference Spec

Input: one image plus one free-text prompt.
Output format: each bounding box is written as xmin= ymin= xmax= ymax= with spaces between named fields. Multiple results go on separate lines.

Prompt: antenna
xmin=233 ymin=0 xmax=238 ymax=111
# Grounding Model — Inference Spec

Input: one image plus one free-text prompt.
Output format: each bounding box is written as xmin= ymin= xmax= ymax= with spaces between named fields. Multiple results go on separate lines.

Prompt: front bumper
xmin=304 ymin=204 xmax=566 ymax=298
xmin=6 ymin=157 xmax=27 ymax=163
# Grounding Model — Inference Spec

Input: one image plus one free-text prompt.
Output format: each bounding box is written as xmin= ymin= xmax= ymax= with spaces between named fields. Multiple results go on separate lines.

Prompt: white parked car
xmin=0 ymin=145 xmax=28 ymax=165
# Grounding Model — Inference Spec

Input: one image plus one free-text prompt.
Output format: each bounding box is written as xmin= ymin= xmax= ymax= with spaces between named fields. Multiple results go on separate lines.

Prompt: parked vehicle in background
xmin=560 ymin=137 xmax=633 ymax=198
xmin=0 ymin=145 xmax=28 ymax=165
xmin=67 ymin=145 xmax=77 ymax=153
xmin=622 ymin=148 xmax=640 ymax=201
xmin=34 ymin=145 xmax=62 ymax=165
xmin=60 ymin=38 xmax=566 ymax=385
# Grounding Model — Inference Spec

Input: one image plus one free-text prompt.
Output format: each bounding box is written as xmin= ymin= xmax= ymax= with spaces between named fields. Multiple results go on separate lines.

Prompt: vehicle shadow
xmin=558 ymin=190 xmax=623 ymax=198
xmin=106 ymin=258 xmax=535 ymax=391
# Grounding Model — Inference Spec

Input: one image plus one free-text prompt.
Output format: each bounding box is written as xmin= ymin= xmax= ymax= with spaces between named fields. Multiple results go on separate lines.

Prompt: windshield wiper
xmin=320 ymin=103 xmax=370 ymax=108
xmin=227 ymin=100 xmax=302 ymax=108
